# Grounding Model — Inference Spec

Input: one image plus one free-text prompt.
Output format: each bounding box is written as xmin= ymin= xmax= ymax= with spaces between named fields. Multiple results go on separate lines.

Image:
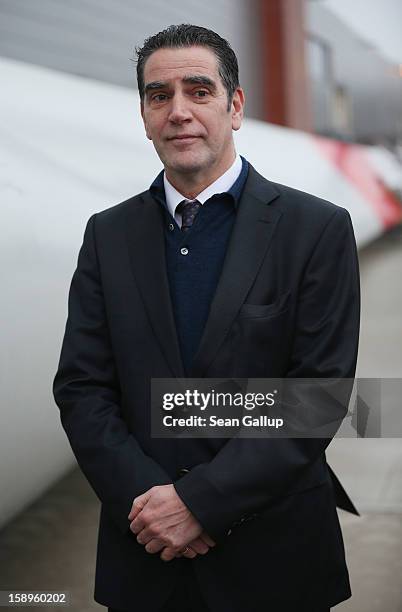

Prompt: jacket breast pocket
xmin=238 ymin=291 xmax=291 ymax=319
xmin=231 ymin=292 xmax=293 ymax=377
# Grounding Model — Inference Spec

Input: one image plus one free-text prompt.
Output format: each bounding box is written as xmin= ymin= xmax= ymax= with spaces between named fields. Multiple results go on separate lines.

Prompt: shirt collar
xmin=149 ymin=155 xmax=249 ymax=222
xmin=163 ymin=153 xmax=243 ymax=219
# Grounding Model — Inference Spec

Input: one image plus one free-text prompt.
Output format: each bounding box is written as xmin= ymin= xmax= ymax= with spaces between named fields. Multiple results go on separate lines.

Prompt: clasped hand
xmin=128 ymin=484 xmax=215 ymax=561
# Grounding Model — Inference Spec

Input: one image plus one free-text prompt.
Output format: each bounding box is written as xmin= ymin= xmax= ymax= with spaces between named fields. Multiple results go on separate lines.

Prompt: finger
xmin=130 ymin=503 xmax=156 ymax=533
xmin=186 ymin=538 xmax=209 ymax=555
xmin=128 ymin=490 xmax=152 ymax=520
xmin=199 ymin=532 xmax=216 ymax=547
xmin=180 ymin=546 xmax=197 ymax=559
xmin=130 ymin=513 xmax=150 ymax=535
xmin=136 ymin=528 xmax=155 ymax=546
xmin=160 ymin=547 xmax=177 ymax=562
xmin=144 ymin=538 xmax=165 ymax=554
xmin=128 ymin=503 xmax=143 ymax=521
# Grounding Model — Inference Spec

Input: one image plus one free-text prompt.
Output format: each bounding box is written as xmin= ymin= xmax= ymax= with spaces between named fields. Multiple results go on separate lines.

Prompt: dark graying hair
xmin=134 ymin=24 xmax=239 ymax=111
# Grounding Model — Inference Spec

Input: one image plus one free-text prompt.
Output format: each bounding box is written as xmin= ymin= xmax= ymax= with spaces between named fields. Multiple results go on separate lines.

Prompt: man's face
xmin=140 ymin=45 xmax=244 ymax=180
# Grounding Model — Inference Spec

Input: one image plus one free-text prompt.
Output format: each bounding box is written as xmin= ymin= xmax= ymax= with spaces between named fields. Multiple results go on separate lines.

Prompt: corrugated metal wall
xmin=307 ymin=2 xmax=402 ymax=143
xmin=0 ymin=0 xmax=263 ymax=119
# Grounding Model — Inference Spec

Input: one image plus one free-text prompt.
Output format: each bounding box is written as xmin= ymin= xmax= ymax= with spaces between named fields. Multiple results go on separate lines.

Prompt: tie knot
xmin=177 ymin=199 xmax=202 ymax=231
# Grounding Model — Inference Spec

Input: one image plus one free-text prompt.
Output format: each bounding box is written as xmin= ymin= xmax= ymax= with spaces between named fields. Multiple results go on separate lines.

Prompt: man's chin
xmin=170 ymin=163 xmax=202 ymax=175
xmin=165 ymin=154 xmax=212 ymax=176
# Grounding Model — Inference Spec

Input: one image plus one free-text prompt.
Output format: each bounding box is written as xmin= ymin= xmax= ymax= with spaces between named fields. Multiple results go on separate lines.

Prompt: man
xmin=53 ymin=24 xmax=360 ymax=612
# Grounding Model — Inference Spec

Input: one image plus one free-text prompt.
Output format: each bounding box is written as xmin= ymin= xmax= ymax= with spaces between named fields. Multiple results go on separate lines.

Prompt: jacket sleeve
xmin=53 ymin=214 xmax=172 ymax=535
xmin=174 ymin=207 xmax=360 ymax=541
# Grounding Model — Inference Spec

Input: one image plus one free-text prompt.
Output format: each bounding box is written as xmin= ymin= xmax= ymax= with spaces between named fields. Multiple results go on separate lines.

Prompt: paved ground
xmin=0 ymin=227 xmax=401 ymax=611
xmin=330 ymin=225 xmax=402 ymax=611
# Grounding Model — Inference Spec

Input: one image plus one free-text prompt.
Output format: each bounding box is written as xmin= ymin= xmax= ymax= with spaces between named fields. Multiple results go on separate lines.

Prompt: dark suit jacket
xmin=53 ymin=164 xmax=360 ymax=611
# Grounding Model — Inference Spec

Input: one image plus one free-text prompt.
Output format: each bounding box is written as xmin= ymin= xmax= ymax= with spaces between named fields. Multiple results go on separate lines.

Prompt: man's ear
xmin=140 ymin=101 xmax=152 ymax=140
xmin=231 ymin=87 xmax=245 ymax=131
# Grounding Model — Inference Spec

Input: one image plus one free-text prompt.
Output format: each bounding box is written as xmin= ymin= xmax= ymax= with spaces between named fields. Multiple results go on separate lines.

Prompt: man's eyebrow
xmin=182 ymin=75 xmax=217 ymax=89
xmin=144 ymin=81 xmax=168 ymax=94
xmin=144 ymin=75 xmax=217 ymax=95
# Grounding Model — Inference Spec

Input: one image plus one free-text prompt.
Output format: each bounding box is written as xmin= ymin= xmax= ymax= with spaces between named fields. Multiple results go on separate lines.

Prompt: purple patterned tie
xmin=177 ymin=199 xmax=202 ymax=232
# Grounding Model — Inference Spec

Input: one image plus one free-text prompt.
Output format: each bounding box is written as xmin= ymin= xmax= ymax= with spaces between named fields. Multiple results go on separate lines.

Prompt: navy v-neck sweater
xmin=149 ymin=157 xmax=249 ymax=374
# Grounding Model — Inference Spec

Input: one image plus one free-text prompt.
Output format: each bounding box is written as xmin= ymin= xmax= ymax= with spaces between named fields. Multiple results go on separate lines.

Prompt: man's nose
xmin=168 ymin=94 xmax=192 ymax=123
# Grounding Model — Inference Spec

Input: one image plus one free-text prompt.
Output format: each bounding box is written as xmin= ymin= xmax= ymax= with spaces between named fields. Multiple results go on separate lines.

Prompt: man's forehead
xmin=143 ymin=45 xmax=219 ymax=81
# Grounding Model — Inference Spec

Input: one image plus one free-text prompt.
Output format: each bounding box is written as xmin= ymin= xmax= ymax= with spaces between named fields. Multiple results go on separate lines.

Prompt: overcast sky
xmin=320 ymin=0 xmax=402 ymax=65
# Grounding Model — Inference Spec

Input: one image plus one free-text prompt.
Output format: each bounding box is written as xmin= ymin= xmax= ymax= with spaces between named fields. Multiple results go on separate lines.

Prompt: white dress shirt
xmin=163 ymin=154 xmax=242 ymax=228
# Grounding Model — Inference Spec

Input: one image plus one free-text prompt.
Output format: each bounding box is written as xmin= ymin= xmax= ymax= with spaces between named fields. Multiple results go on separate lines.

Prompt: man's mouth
xmin=168 ymin=135 xmax=200 ymax=141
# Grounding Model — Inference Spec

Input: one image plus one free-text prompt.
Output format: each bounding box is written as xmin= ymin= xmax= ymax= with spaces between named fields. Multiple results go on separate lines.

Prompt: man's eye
xmin=194 ymin=90 xmax=208 ymax=98
xmin=152 ymin=94 xmax=168 ymax=102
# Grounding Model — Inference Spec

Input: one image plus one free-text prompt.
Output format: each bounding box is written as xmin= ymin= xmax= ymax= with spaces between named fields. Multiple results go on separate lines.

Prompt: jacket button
xmin=226 ymin=529 xmax=232 ymax=536
xmin=178 ymin=468 xmax=190 ymax=477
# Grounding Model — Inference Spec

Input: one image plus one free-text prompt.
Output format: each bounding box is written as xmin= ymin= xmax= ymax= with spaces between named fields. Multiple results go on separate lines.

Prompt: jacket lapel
xmin=125 ymin=192 xmax=185 ymax=378
xmin=190 ymin=165 xmax=282 ymax=377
